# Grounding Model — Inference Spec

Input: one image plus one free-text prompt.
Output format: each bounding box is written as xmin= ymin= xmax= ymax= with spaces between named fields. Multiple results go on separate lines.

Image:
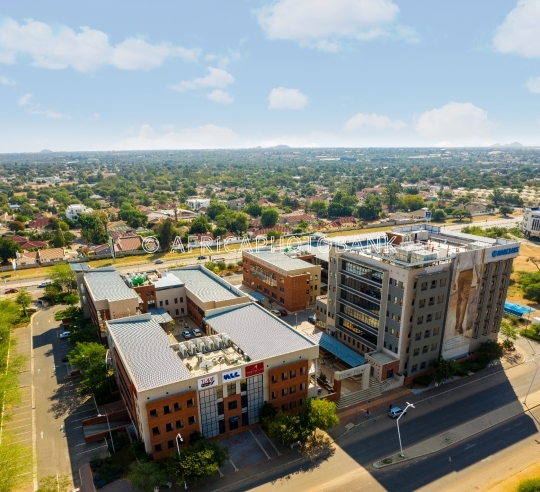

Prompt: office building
xmin=322 ymin=224 xmax=520 ymax=380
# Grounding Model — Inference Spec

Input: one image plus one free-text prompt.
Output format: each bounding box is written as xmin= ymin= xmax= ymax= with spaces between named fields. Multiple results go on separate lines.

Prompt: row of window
xmin=271 ymin=367 xmax=306 ymax=383
xmin=158 ymin=297 xmax=184 ymax=307
xmin=337 ymin=330 xmax=371 ymax=352
xmin=417 ymin=278 xmax=447 ymax=291
xmin=338 ymin=318 xmax=378 ymax=347
xmin=149 ymin=399 xmax=195 ymax=418
xmin=416 ymin=312 xmax=442 ymax=325
xmin=341 ymin=304 xmax=379 ymax=329
xmin=414 ymin=327 xmax=440 ymax=341
xmin=342 ymin=261 xmax=384 ymax=284
xmin=271 ymin=383 xmax=306 ymax=399
xmin=342 ymin=290 xmax=380 ymax=316
xmin=154 ymin=439 xmax=183 ymax=453
xmin=151 ymin=416 xmax=196 ymax=436
xmin=412 ymin=343 xmax=438 ymax=356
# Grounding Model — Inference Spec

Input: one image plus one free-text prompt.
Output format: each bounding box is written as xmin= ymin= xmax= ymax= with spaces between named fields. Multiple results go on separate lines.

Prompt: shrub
xmin=412 ymin=374 xmax=433 ymax=386
xmin=131 ymin=440 xmax=152 ymax=462
xmin=516 ymin=477 xmax=540 ymax=492
xmin=259 ymin=402 xmax=278 ymax=422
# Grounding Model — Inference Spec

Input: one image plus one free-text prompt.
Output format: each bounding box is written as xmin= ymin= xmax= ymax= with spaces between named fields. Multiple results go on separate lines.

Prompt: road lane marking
xmin=40 ymin=431 xmax=43 ymax=439
xmin=76 ymin=444 xmax=107 ymax=455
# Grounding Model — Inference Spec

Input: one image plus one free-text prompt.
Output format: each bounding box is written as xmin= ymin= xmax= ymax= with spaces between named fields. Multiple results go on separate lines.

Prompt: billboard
xmin=222 ymin=368 xmax=242 ymax=383
xmin=198 ymin=375 xmax=218 ymax=390
xmin=245 ymin=362 xmax=264 ymax=377
xmin=442 ymin=249 xmax=483 ymax=359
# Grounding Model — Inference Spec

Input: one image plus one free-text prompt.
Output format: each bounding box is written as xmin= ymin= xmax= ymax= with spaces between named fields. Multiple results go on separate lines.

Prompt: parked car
xmin=182 ymin=330 xmax=192 ymax=339
xmin=279 ymin=309 xmax=288 ymax=316
xmin=154 ymin=259 xmax=164 ymax=264
xmin=307 ymin=315 xmax=316 ymax=324
xmin=192 ymin=328 xmax=203 ymax=337
xmin=4 ymin=288 xmax=18 ymax=294
xmin=59 ymin=331 xmax=71 ymax=339
xmin=388 ymin=406 xmax=406 ymax=419
xmin=197 ymin=255 xmax=207 ymax=260
xmin=37 ymin=280 xmax=53 ymax=288
xmin=270 ymin=309 xmax=281 ymax=316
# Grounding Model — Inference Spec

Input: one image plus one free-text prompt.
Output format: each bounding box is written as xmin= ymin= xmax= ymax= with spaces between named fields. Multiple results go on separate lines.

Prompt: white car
xmin=59 ymin=331 xmax=71 ymax=339
xmin=38 ymin=280 xmax=53 ymax=288
xmin=270 ymin=309 xmax=281 ymax=316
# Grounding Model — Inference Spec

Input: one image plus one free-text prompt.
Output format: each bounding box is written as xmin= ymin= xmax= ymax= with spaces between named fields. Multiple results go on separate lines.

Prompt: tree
xmin=50 ymin=228 xmax=66 ymax=248
xmin=167 ymin=439 xmax=229 ymax=484
xmin=475 ymin=340 xmax=503 ymax=364
xmin=0 ymin=238 xmax=22 ymax=263
xmin=383 ymin=182 xmax=402 ymax=212
xmin=189 ymin=216 xmax=212 ymax=234
xmin=519 ymin=271 xmax=540 ymax=303
xmin=261 ymin=207 xmax=279 ymax=228
xmin=118 ymin=202 xmax=148 ymax=228
xmin=243 ymin=202 xmax=262 ymax=217
xmin=265 ymin=411 xmax=302 ymax=444
xmin=489 ymin=188 xmax=504 ymax=206
xmin=79 ymin=211 xmax=108 ymax=245
xmin=206 ymin=201 xmax=227 ymax=220
xmin=213 ymin=226 xmax=227 ymax=239
xmin=299 ymin=398 xmax=339 ymax=435
xmin=15 ymin=289 xmax=32 ymax=317
xmin=452 ymin=209 xmax=472 ymax=221
xmin=157 ymin=218 xmax=177 ymax=251
xmin=400 ymin=194 xmax=426 ymax=211
xmin=47 ymin=263 xmax=76 ymax=292
xmin=68 ymin=342 xmax=112 ymax=396
xmin=356 ymin=194 xmax=382 ymax=221
xmin=8 ymin=220 xmax=25 ymax=232
xmin=267 ymin=230 xmax=283 ymax=240
xmin=128 ymin=461 xmax=167 ymax=492
xmin=430 ymin=357 xmax=460 ymax=384
xmin=517 ymin=477 xmax=540 ymax=492
xmin=309 ymin=200 xmax=328 ymax=218
xmin=64 ymin=293 xmax=80 ymax=306
xmin=499 ymin=205 xmax=513 ymax=217
xmin=432 ymin=209 xmax=447 ymax=221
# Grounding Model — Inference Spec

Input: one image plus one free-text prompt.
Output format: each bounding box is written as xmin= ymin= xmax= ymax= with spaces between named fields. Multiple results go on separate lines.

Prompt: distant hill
xmin=40 ymin=149 xmax=53 ymax=153
xmin=271 ymin=145 xmax=291 ymax=149
xmin=490 ymin=142 xmax=523 ymax=148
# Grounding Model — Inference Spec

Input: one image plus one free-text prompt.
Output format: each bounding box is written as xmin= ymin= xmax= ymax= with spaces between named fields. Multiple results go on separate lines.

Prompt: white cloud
xmin=204 ymin=50 xmax=241 ymax=68
xmin=344 ymin=112 xmax=406 ymax=131
xmin=207 ymin=89 xmax=233 ymax=104
xmin=113 ymin=123 xmax=239 ymax=150
xmin=255 ymin=0 xmax=417 ymax=51
xmin=170 ymin=67 xmax=234 ymax=92
xmin=93 ymin=113 xmax=101 ymax=120
xmin=18 ymin=93 xmax=32 ymax=106
xmin=525 ymin=77 xmax=540 ymax=93
xmin=0 ymin=18 xmax=199 ymax=71
xmin=268 ymin=87 xmax=309 ymax=110
xmin=415 ymin=102 xmax=494 ymax=146
xmin=27 ymin=107 xmax=71 ymax=119
xmin=493 ymin=0 xmax=540 ymax=57
xmin=0 ymin=75 xmax=14 ymax=85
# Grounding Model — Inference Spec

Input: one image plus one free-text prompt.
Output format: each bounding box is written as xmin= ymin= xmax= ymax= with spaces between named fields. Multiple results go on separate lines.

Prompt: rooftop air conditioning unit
xmin=178 ymin=345 xmax=186 ymax=358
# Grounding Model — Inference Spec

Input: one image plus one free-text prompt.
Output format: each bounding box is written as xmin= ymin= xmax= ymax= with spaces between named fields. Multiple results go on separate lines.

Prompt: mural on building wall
xmin=442 ymin=248 xmax=483 ymax=359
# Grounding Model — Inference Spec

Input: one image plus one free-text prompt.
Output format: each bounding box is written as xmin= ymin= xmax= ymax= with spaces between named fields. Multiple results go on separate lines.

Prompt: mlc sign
xmin=222 ymin=369 xmax=242 ymax=383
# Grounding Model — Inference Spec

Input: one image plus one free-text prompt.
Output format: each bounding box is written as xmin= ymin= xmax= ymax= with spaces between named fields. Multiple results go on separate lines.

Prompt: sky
xmin=1 ymin=0 xmax=540 ymax=152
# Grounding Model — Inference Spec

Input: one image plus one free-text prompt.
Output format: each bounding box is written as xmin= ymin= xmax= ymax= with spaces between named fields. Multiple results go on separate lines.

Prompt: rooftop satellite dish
xmin=200 ymin=360 xmax=213 ymax=371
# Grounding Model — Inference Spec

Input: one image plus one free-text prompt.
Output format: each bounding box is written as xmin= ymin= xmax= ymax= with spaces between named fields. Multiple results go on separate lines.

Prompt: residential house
xmin=66 ymin=204 xmax=93 ymax=220
xmin=15 ymin=252 xmax=38 ymax=267
xmin=37 ymin=248 xmax=67 ymax=264
xmin=227 ymin=198 xmax=246 ymax=211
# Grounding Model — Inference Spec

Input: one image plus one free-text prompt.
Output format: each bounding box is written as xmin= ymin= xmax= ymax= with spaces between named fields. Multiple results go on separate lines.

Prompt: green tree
xmin=356 ymin=194 xmax=382 ymax=221
xmin=118 ymin=202 xmax=148 ymax=228
xmin=50 ymin=228 xmax=66 ymax=248
xmin=430 ymin=357 xmax=460 ymax=384
xmin=8 ymin=220 xmax=25 ymax=232
xmin=309 ymin=200 xmax=328 ymax=217
xmin=452 ymin=209 xmax=472 ymax=221
xmin=299 ymin=398 xmax=339 ymax=435
xmin=476 ymin=340 xmax=503 ymax=364
xmin=261 ymin=207 xmax=279 ymax=228
xmin=46 ymin=263 xmax=76 ymax=292
xmin=206 ymin=201 xmax=227 ymax=220
xmin=243 ymin=202 xmax=262 ymax=217
xmin=500 ymin=320 xmax=519 ymax=350
xmin=79 ymin=211 xmax=108 ymax=244
xmin=519 ymin=271 xmax=540 ymax=303
xmin=167 ymin=439 xmax=229 ymax=484
xmin=157 ymin=218 xmax=177 ymax=251
xmin=15 ymin=289 xmax=32 ymax=317
xmin=128 ymin=461 xmax=167 ymax=492
xmin=0 ymin=238 xmax=22 ymax=263
xmin=383 ymin=182 xmax=402 ymax=212
xmin=499 ymin=205 xmax=513 ymax=217
xmin=64 ymin=293 xmax=80 ymax=306
xmin=517 ymin=477 xmax=540 ymax=492
xmin=189 ymin=216 xmax=212 ymax=234
xmin=68 ymin=342 xmax=112 ymax=397
xmin=400 ymin=194 xmax=426 ymax=211
xmin=267 ymin=230 xmax=283 ymax=240
xmin=265 ymin=411 xmax=302 ymax=444
xmin=213 ymin=226 xmax=227 ymax=239
xmin=432 ymin=209 xmax=447 ymax=221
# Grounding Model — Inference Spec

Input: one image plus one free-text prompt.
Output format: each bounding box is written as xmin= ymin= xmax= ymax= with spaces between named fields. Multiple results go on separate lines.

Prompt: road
xmin=3 ymin=215 xmax=525 ymax=293
xmin=201 ymin=359 xmax=540 ymax=492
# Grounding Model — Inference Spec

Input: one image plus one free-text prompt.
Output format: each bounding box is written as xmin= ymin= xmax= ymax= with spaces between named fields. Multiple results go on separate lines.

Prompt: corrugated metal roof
xmin=108 ymin=315 xmax=191 ymax=391
xmin=170 ymin=266 xmax=247 ymax=302
xmin=84 ymin=269 xmax=139 ymax=302
xmin=204 ymin=303 xmax=316 ymax=361
xmin=246 ymin=250 xmax=313 ymax=272
xmin=148 ymin=308 xmax=174 ymax=324
xmin=305 ymin=332 xmax=366 ymax=368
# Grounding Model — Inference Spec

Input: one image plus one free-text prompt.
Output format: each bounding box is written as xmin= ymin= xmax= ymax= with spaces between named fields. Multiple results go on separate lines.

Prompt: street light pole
xmin=523 ymin=357 xmax=539 ymax=406
xmin=295 ymin=313 xmax=298 ymax=329
xmin=98 ymin=412 xmax=115 ymax=453
xmin=176 ymin=434 xmax=187 ymax=489
xmin=396 ymin=402 xmax=415 ymax=457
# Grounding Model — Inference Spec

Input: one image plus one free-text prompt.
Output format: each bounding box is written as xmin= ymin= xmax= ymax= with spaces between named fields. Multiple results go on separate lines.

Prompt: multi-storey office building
xmin=324 ymin=224 xmax=520 ymax=380
xmin=242 ymin=250 xmax=321 ymax=312
xmin=522 ymin=207 xmax=540 ymax=239
xmin=107 ymin=303 xmax=319 ymax=459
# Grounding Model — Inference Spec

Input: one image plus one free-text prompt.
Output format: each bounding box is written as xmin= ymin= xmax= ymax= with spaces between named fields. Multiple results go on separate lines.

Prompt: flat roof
xmin=153 ymin=272 xmax=184 ymax=290
xmin=84 ymin=269 xmax=140 ymax=302
xmin=170 ymin=266 xmax=247 ymax=303
xmin=107 ymin=315 xmax=192 ymax=391
xmin=246 ymin=250 xmax=315 ymax=272
xmin=306 ymin=332 xmax=366 ymax=368
xmin=70 ymin=262 xmax=91 ymax=272
xmin=204 ymin=303 xmax=316 ymax=361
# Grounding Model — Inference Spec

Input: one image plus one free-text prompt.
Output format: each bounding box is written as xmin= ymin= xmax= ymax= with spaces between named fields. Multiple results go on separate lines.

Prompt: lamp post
xmin=523 ymin=357 xmax=539 ymax=406
xmin=97 ymin=412 xmax=115 ymax=453
xmin=176 ymin=434 xmax=188 ymax=489
xmin=396 ymin=402 xmax=415 ymax=457
xmin=295 ymin=313 xmax=298 ymax=329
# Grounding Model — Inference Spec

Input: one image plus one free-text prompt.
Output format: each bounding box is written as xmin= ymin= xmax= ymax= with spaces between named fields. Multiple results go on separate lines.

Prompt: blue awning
xmin=148 ymin=308 xmax=174 ymax=324
xmin=306 ymin=332 xmax=366 ymax=368
xmin=504 ymin=301 xmax=534 ymax=317
xmin=249 ymin=292 xmax=266 ymax=302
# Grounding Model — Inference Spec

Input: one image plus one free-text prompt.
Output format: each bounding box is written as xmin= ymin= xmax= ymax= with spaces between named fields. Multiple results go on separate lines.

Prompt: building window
xmin=417 ymin=316 xmax=423 ymax=325
xmin=282 ymin=388 xmax=288 ymax=396
xmin=165 ymin=423 xmax=173 ymax=432
xmin=389 ymin=344 xmax=392 ymax=351
xmin=188 ymin=416 xmax=196 ymax=425
xmin=159 ymin=301 xmax=163 ymax=307
xmin=290 ymin=369 xmax=296 ymax=379
xmin=272 ymin=392 xmax=278 ymax=400
xmin=280 ymin=297 xmax=285 ymax=304
xmin=272 ymin=293 xmax=277 ymax=300
xmin=413 ymin=348 xmax=419 ymax=356
xmin=421 ymin=282 xmax=427 ymax=291
xmin=155 ymin=444 xmax=162 ymax=452
xmin=187 ymin=398 xmax=194 ymax=408
xmin=433 ymin=326 xmax=440 ymax=335
xmin=216 ymin=385 xmax=224 ymax=399
xmin=440 ymin=278 xmax=447 ymax=287
xmin=180 ymin=297 xmax=183 ymax=302
xmin=391 ymin=328 xmax=395 ymax=335
xmin=227 ymin=382 xmax=237 ymax=396
xmin=411 ymin=364 xmax=417 ymax=372
xmin=431 ymin=280 xmax=437 ymax=289
xmin=163 ymin=405 xmax=171 ymax=415
xmin=174 ymin=298 xmax=178 ymax=304
xmin=150 ymin=409 xmax=158 ymax=418
xmin=282 ymin=404 xmax=288 ymax=411
xmin=422 ymin=345 xmax=428 ymax=354
xmin=415 ymin=332 xmax=421 ymax=341
xmin=290 ymin=386 xmax=296 ymax=394
xmin=427 ymin=314 xmax=432 ymax=323
xmin=290 ymin=401 xmax=297 ymax=410
xmin=228 ymin=401 xmax=238 ymax=411
xmin=429 ymin=297 xmax=434 ymax=306
xmin=280 ymin=287 xmax=285 ymax=293
xmin=431 ymin=343 xmax=438 ymax=351
xmin=300 ymin=367 xmax=306 ymax=376
xmin=282 ymin=372 xmax=288 ymax=381
xmin=435 ymin=311 xmax=442 ymax=320
xmin=419 ymin=300 xmax=426 ymax=308
xmin=271 ymin=375 xmax=278 ymax=384
xmin=438 ymin=295 xmax=444 ymax=304
xmin=168 ymin=440 xmax=175 ymax=449
xmin=300 ymin=383 xmax=305 ymax=391
xmin=424 ymin=330 xmax=430 ymax=338
xmin=176 ymin=420 xmax=183 ymax=429
xmin=152 ymin=427 xmax=160 ymax=436
xmin=420 ymin=361 xmax=426 ymax=370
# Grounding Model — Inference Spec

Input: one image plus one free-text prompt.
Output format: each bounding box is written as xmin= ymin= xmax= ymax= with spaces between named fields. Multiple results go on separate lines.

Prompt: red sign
xmin=245 ymin=362 xmax=264 ymax=377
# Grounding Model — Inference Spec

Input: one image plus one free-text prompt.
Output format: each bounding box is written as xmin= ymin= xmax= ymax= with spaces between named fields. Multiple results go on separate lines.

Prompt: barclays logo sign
xmin=492 ymin=246 xmax=520 ymax=258
xmin=222 ymin=369 xmax=242 ymax=383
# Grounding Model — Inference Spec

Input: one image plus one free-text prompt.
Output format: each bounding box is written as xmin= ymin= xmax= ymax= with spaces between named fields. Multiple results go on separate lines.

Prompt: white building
xmin=522 ymin=207 xmax=540 ymax=239
xmin=66 ymin=204 xmax=93 ymax=220
xmin=185 ymin=197 xmax=211 ymax=211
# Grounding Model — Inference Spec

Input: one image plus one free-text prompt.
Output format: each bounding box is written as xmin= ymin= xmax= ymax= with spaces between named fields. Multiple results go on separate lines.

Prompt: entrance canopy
xmin=307 ymin=332 xmax=366 ymax=368
xmin=249 ymin=292 xmax=266 ymax=302
xmin=504 ymin=301 xmax=534 ymax=318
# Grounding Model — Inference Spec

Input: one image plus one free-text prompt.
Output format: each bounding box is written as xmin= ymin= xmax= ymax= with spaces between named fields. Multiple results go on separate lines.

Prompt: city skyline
xmin=1 ymin=0 xmax=540 ymax=152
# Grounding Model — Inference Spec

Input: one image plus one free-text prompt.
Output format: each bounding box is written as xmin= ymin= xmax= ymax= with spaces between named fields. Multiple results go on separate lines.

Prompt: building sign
xmin=198 ymin=375 xmax=218 ymax=390
xmin=245 ymin=362 xmax=264 ymax=377
xmin=491 ymin=246 xmax=520 ymax=258
xmin=334 ymin=365 xmax=368 ymax=381
xmin=222 ymin=368 xmax=242 ymax=383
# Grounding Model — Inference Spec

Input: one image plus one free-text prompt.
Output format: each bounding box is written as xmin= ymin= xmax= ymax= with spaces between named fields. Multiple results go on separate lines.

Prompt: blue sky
xmin=1 ymin=0 xmax=540 ymax=151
